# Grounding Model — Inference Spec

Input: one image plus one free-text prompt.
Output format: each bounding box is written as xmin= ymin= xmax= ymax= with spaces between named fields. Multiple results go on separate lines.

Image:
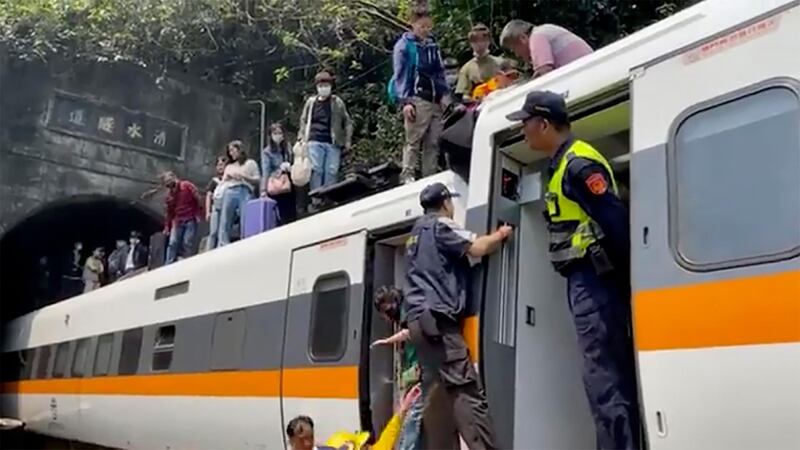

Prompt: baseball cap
xmin=420 ymin=182 xmax=461 ymax=208
xmin=506 ymin=90 xmax=568 ymax=123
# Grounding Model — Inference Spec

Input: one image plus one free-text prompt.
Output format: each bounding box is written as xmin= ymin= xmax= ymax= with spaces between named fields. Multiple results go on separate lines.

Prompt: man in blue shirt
xmin=404 ymin=183 xmax=512 ymax=450
xmin=506 ymin=91 xmax=639 ymax=450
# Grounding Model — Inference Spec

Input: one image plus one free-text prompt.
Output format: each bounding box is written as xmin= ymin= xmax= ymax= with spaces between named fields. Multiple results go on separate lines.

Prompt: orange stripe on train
xmin=1 ymin=366 xmax=358 ymax=398
xmin=634 ymin=270 xmax=800 ymax=351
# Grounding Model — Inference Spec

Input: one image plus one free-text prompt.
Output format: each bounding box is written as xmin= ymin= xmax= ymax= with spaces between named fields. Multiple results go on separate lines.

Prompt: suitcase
xmin=243 ymin=197 xmax=280 ymax=238
xmin=148 ymin=232 xmax=167 ymax=270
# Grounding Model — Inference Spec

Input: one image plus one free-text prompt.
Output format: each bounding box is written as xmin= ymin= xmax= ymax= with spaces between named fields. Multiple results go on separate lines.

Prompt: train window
xmin=308 ymin=273 xmax=350 ymax=362
xmin=154 ymin=281 xmax=190 ymax=301
xmin=52 ymin=342 xmax=70 ymax=378
xmin=670 ymin=85 xmax=800 ymax=270
xmin=21 ymin=349 xmax=35 ymax=380
xmin=34 ymin=345 xmax=53 ymax=379
xmin=72 ymin=338 xmax=90 ymax=378
xmin=118 ymin=328 xmax=143 ymax=375
xmin=152 ymin=325 xmax=176 ymax=372
xmin=93 ymin=334 xmax=114 ymax=376
xmin=211 ymin=310 xmax=246 ymax=370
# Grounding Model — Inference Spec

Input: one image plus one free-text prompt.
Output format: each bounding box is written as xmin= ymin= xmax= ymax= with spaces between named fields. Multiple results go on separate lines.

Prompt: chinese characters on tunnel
xmin=48 ymin=92 xmax=187 ymax=159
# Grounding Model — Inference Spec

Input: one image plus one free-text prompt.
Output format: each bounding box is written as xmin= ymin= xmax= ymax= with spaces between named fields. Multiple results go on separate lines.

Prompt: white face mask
xmin=317 ymin=84 xmax=332 ymax=98
xmin=271 ymin=133 xmax=284 ymax=144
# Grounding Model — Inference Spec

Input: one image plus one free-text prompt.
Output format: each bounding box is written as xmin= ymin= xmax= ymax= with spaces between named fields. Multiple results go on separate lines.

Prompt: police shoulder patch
xmin=585 ymin=172 xmax=608 ymax=195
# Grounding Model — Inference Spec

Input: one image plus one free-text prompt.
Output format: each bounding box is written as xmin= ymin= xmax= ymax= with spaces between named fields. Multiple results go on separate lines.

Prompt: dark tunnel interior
xmin=0 ymin=196 xmax=161 ymax=323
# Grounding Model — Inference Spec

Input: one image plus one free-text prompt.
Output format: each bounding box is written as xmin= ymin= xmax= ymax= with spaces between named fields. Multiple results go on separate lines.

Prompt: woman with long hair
xmin=261 ymin=122 xmax=296 ymax=225
xmin=218 ymin=140 xmax=260 ymax=246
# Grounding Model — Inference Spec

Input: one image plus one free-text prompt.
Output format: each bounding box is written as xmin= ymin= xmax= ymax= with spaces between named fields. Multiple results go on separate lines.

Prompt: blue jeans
xmin=205 ymin=201 xmax=222 ymax=251
xmin=308 ymin=141 xmax=341 ymax=191
xmin=218 ymin=185 xmax=252 ymax=247
xmin=397 ymin=390 xmax=424 ymax=450
xmin=166 ymin=218 xmax=197 ymax=264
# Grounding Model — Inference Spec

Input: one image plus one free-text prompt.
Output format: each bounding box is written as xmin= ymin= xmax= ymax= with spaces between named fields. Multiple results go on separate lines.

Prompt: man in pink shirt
xmin=500 ymin=19 xmax=593 ymax=78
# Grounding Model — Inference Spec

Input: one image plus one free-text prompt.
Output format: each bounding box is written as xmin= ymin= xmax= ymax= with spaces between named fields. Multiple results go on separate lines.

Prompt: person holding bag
xmin=261 ymin=122 xmax=296 ymax=225
xmin=297 ymin=70 xmax=353 ymax=193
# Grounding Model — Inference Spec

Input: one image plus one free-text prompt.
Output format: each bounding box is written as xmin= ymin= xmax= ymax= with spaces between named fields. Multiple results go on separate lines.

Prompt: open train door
xmin=630 ymin=3 xmax=800 ymax=449
xmin=280 ymin=230 xmax=369 ymax=447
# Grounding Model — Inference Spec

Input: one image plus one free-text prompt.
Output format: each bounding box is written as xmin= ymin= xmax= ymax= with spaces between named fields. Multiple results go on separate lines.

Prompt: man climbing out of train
xmin=500 ymin=19 xmax=593 ymax=78
xmin=506 ymin=90 xmax=640 ymax=450
xmin=370 ymin=286 xmax=421 ymax=450
xmin=404 ymin=182 xmax=512 ymax=450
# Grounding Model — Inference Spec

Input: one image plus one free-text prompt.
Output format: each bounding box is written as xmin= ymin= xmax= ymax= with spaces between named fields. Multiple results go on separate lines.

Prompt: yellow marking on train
xmin=635 ymin=270 xmax=800 ymax=351
xmin=1 ymin=366 xmax=359 ymax=398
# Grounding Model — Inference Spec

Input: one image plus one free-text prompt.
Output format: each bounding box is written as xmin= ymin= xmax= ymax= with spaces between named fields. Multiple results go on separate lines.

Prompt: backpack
xmin=387 ymin=38 xmax=418 ymax=105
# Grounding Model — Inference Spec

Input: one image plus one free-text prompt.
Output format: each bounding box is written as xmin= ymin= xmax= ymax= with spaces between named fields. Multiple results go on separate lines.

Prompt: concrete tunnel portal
xmin=0 ymin=195 xmax=162 ymax=323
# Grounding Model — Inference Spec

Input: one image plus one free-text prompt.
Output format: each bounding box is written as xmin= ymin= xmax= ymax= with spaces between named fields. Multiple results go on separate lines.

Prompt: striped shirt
xmin=529 ymin=24 xmax=593 ymax=72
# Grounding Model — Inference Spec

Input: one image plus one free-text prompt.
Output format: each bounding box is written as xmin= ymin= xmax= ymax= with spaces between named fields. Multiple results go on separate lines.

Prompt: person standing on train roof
xmin=403 ymin=182 xmax=512 ymax=450
xmin=506 ymin=90 xmax=640 ymax=450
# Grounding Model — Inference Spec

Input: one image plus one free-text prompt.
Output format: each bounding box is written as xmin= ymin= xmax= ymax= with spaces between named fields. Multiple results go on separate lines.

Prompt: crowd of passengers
xmin=38 ymin=5 xmax=594 ymax=312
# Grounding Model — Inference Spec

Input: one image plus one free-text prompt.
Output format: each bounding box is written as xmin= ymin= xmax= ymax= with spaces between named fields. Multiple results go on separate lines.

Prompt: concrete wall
xmin=0 ymin=55 xmax=252 ymax=235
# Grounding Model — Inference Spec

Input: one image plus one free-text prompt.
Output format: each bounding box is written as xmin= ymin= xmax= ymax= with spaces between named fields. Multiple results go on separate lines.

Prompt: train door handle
xmin=525 ymin=306 xmax=535 ymax=327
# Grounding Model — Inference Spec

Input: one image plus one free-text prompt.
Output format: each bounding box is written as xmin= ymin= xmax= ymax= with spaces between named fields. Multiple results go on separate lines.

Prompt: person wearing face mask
xmin=404 ymin=183 xmax=512 ymax=450
xmin=218 ymin=140 xmax=261 ymax=246
xmin=261 ymin=122 xmax=296 ymax=224
xmin=161 ymin=170 xmax=203 ymax=264
xmin=390 ymin=6 xmax=450 ymax=184
xmin=455 ymin=24 xmax=505 ymax=102
xmin=298 ymin=70 xmax=353 ymax=195
xmin=122 ymin=231 xmax=148 ymax=278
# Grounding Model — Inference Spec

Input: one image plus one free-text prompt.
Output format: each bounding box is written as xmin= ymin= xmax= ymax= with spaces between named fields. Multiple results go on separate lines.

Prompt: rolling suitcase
xmin=243 ymin=197 xmax=279 ymax=238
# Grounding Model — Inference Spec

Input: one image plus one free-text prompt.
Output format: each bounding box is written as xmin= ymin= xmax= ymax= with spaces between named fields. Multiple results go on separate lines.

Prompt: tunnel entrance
xmin=0 ymin=195 xmax=162 ymax=323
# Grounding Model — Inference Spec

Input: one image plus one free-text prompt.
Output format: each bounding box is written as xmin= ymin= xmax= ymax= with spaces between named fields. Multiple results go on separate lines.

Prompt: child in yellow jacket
xmin=326 ymin=384 xmax=422 ymax=450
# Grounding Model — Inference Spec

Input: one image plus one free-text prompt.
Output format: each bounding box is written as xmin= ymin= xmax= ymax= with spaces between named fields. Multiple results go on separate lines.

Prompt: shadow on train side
xmin=0 ymin=195 xmax=161 ymax=324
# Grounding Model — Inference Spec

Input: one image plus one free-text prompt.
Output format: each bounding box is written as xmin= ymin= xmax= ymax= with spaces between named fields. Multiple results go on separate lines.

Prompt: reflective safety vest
xmin=545 ymin=140 xmax=617 ymax=268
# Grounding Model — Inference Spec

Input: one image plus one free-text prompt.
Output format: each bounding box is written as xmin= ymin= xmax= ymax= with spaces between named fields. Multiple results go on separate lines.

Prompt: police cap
xmin=506 ymin=90 xmax=569 ymax=124
xmin=419 ymin=182 xmax=461 ymax=209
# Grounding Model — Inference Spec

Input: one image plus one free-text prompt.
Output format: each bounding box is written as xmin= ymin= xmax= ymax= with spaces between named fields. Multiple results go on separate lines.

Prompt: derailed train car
xmin=2 ymin=0 xmax=799 ymax=448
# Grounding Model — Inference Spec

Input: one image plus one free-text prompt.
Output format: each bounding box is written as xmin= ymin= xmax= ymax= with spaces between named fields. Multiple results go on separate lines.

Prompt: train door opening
xmin=363 ymin=230 xmax=412 ymax=440
xmin=483 ymin=98 xmax=633 ymax=449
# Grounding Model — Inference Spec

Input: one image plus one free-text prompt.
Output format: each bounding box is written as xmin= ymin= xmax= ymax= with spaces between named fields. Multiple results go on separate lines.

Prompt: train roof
xmin=2 ymin=172 xmax=468 ymax=351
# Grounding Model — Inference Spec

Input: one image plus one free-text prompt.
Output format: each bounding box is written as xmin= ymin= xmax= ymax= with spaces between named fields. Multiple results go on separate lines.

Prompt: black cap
xmin=506 ymin=90 xmax=568 ymax=123
xmin=420 ymin=182 xmax=461 ymax=209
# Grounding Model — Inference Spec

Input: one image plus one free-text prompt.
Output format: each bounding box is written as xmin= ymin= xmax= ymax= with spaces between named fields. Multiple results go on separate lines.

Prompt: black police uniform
xmin=508 ymin=92 xmax=640 ymax=450
xmin=404 ymin=183 xmax=497 ymax=450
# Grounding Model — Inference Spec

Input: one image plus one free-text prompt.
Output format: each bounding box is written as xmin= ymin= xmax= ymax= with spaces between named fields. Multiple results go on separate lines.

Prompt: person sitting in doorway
xmin=286 ymin=415 xmax=338 ymax=450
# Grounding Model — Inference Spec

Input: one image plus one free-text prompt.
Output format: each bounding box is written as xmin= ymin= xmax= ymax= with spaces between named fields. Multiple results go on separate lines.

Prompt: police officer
xmin=506 ymin=91 xmax=640 ymax=450
xmin=404 ymin=183 xmax=512 ymax=450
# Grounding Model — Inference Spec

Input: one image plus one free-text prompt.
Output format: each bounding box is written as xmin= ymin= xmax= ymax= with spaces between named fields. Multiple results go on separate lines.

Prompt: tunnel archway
xmin=0 ymin=195 xmax=162 ymax=322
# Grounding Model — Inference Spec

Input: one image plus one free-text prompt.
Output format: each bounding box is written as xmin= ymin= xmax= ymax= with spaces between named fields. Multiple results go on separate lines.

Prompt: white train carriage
xmin=2 ymin=0 xmax=799 ymax=448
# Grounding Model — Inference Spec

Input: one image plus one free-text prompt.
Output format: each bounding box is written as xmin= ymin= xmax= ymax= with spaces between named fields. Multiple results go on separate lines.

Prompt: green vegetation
xmin=0 ymin=0 xmax=692 ymax=169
